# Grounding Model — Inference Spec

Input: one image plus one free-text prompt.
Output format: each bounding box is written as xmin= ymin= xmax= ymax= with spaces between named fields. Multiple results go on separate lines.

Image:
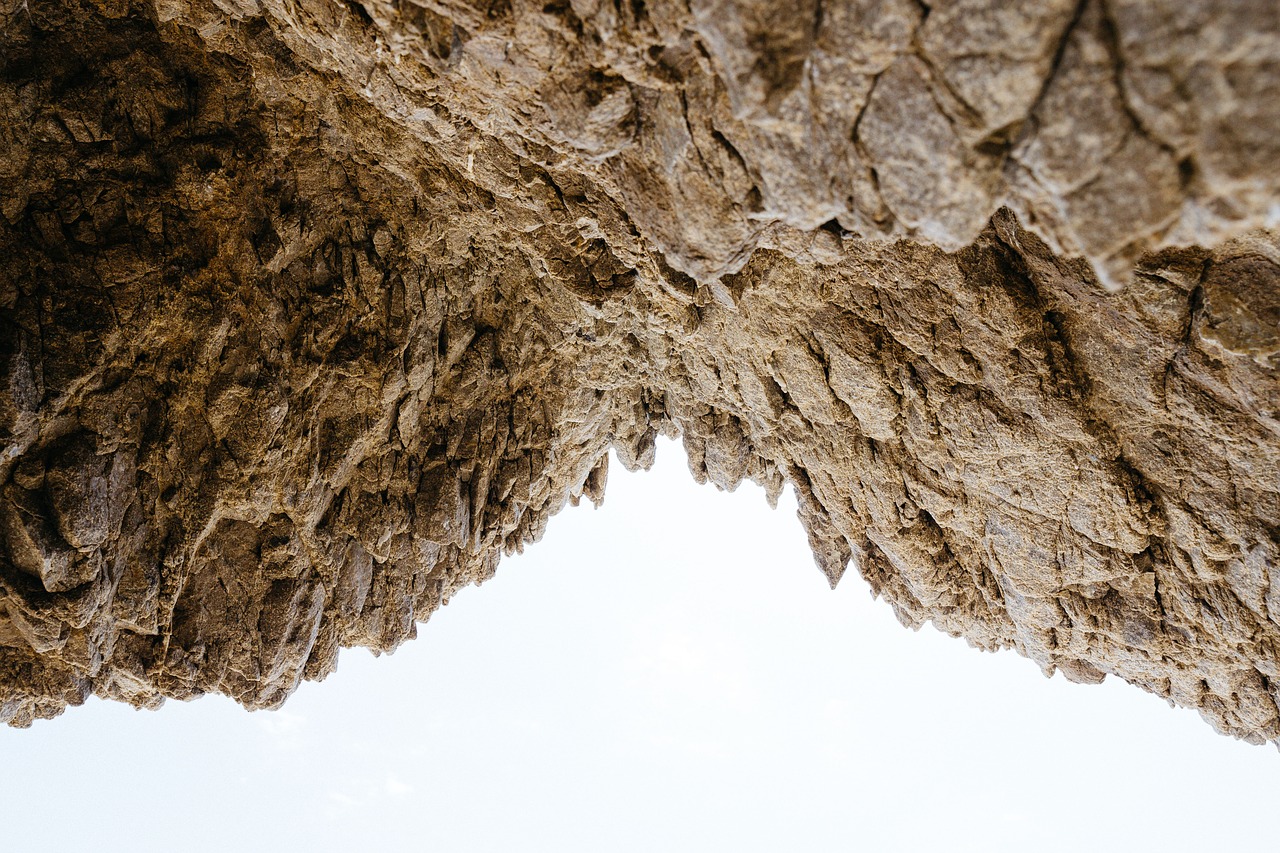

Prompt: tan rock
xmin=0 ymin=0 xmax=1278 ymax=745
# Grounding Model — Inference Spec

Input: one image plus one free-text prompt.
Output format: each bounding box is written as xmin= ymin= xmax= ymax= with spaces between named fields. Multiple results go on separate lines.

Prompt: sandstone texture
xmin=2 ymin=0 xmax=1279 ymax=742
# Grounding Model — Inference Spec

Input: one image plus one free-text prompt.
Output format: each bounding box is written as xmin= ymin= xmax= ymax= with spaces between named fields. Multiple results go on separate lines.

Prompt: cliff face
xmin=2 ymin=0 xmax=1279 ymax=741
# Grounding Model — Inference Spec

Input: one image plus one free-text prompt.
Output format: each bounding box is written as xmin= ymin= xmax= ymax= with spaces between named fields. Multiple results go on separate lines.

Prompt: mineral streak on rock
xmin=1 ymin=0 xmax=1278 ymax=742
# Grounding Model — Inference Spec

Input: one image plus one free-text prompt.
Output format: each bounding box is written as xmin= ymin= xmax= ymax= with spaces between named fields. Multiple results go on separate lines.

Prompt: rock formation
xmin=2 ymin=0 xmax=1279 ymax=742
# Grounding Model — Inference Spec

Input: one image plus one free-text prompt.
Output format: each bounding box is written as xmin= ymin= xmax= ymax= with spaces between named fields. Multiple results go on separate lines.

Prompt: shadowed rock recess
xmin=1 ymin=0 xmax=1278 ymax=740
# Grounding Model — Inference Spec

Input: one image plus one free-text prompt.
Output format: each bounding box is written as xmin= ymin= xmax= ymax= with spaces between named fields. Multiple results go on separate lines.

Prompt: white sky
xmin=2 ymin=439 xmax=1276 ymax=851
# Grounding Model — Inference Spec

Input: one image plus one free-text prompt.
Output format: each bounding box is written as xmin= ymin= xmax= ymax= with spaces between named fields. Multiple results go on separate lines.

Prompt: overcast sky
xmin=3 ymin=439 xmax=1276 ymax=851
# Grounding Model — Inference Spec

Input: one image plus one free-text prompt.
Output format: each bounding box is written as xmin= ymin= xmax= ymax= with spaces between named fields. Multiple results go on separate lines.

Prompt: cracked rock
xmin=1 ymin=0 xmax=1279 ymax=744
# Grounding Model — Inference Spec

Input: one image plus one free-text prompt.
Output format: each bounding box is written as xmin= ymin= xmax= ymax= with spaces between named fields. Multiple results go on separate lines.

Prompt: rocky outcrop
xmin=2 ymin=0 xmax=1278 ymax=741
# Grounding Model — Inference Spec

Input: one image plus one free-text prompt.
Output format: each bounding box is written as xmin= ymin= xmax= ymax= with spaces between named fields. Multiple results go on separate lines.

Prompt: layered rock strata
xmin=2 ymin=0 xmax=1279 ymax=742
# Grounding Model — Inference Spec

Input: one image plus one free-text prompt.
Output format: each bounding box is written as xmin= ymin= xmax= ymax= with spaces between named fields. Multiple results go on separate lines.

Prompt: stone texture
xmin=1 ymin=0 xmax=1278 ymax=743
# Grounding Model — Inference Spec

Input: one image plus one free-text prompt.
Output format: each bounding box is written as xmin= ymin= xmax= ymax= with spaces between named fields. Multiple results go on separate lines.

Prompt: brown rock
xmin=1 ymin=0 xmax=1278 ymax=745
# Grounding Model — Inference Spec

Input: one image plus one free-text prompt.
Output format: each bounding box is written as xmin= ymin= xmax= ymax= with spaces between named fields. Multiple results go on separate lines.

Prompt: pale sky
xmin=2 ymin=439 xmax=1276 ymax=851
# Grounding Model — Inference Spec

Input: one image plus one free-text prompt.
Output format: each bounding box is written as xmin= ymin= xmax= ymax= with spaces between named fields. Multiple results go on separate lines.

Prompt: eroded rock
xmin=1 ymin=0 xmax=1278 ymax=743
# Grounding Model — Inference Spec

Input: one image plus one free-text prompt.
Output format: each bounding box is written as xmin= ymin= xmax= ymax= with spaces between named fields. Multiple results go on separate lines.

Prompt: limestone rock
xmin=1 ymin=0 xmax=1279 ymax=744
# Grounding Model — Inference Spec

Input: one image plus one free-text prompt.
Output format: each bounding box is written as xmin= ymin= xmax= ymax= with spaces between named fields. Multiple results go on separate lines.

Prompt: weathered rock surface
xmin=2 ymin=0 xmax=1279 ymax=742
